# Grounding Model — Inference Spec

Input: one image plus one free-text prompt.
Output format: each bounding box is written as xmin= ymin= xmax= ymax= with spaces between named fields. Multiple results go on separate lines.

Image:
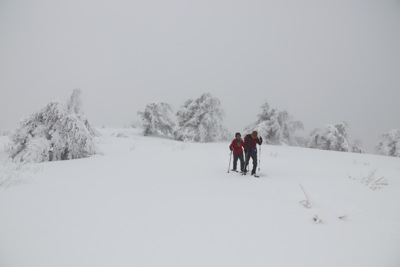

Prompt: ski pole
xmin=227 ymin=150 xmax=233 ymax=173
xmin=245 ymin=151 xmax=250 ymax=172
xmin=258 ymin=144 xmax=261 ymax=172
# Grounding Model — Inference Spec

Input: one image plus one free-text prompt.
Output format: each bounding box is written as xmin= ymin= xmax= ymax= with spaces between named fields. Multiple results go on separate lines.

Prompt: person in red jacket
xmin=229 ymin=132 xmax=244 ymax=172
xmin=243 ymin=130 xmax=263 ymax=175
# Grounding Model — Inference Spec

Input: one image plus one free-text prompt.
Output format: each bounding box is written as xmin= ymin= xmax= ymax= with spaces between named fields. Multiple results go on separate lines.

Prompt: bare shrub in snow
xmin=348 ymin=169 xmax=388 ymax=191
xmin=313 ymin=215 xmax=323 ymax=223
xmin=175 ymin=93 xmax=229 ymax=142
xmin=138 ymin=102 xmax=175 ymax=136
xmin=376 ymin=129 xmax=400 ymax=157
xmin=244 ymin=102 xmax=304 ymax=146
xmin=362 ymin=170 xmax=388 ymax=190
xmin=299 ymin=184 xmax=312 ymax=209
xmin=352 ymin=159 xmax=370 ymax=166
xmin=8 ymin=89 xmax=99 ymax=163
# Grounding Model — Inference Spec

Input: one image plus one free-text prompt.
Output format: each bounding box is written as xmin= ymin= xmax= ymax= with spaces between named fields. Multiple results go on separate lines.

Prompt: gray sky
xmin=1 ymin=0 xmax=399 ymax=152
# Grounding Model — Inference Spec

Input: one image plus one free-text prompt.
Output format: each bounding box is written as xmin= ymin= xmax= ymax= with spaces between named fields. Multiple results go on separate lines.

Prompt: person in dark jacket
xmin=229 ymin=132 xmax=244 ymax=172
xmin=243 ymin=130 xmax=263 ymax=175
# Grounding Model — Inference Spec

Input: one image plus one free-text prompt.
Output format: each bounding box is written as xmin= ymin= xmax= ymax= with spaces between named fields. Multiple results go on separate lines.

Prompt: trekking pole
xmin=245 ymin=151 xmax=250 ymax=173
xmin=227 ymin=151 xmax=233 ymax=173
xmin=258 ymin=144 xmax=261 ymax=172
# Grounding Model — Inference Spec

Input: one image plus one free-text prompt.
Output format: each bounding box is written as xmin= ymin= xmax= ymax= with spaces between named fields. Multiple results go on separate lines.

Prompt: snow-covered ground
xmin=1 ymin=128 xmax=399 ymax=267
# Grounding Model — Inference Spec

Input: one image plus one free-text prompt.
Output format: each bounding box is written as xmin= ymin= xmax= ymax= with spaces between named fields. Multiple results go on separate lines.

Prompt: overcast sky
xmin=1 ymin=0 xmax=399 ymax=152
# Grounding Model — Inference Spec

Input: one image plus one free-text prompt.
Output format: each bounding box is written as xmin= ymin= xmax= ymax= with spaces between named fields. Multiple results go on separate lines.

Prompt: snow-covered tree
xmin=376 ymin=129 xmax=400 ymax=157
xmin=8 ymin=90 xmax=99 ymax=163
xmin=350 ymin=139 xmax=364 ymax=154
xmin=67 ymin=88 xmax=82 ymax=114
xmin=319 ymin=122 xmax=350 ymax=152
xmin=244 ymin=102 xmax=304 ymax=145
xmin=308 ymin=128 xmax=324 ymax=149
xmin=175 ymin=93 xmax=229 ymax=142
xmin=137 ymin=102 xmax=175 ymax=136
xmin=308 ymin=122 xmax=363 ymax=153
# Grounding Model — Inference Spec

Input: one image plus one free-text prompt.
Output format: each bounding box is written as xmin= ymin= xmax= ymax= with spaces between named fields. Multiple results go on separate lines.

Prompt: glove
xmin=230 ymin=147 xmax=233 ymax=151
xmin=244 ymin=149 xmax=248 ymax=154
xmin=260 ymin=137 xmax=263 ymax=143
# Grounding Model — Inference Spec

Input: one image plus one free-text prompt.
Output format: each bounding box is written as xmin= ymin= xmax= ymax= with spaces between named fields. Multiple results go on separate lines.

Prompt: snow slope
xmin=0 ymin=128 xmax=399 ymax=267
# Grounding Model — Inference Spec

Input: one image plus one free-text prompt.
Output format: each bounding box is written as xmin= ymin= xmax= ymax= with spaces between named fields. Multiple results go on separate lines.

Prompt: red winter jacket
xmin=229 ymin=138 xmax=244 ymax=155
xmin=244 ymin=134 xmax=262 ymax=152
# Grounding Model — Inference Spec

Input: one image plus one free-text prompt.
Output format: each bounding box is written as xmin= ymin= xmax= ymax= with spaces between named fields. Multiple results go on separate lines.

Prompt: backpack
xmin=244 ymin=134 xmax=252 ymax=152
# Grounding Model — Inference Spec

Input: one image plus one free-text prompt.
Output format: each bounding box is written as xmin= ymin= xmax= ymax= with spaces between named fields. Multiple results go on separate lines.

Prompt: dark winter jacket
xmin=244 ymin=134 xmax=262 ymax=153
xmin=229 ymin=138 xmax=244 ymax=155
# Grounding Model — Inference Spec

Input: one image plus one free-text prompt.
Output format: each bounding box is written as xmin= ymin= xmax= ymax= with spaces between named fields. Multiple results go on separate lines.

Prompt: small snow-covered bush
xmin=125 ymin=121 xmax=142 ymax=129
xmin=8 ymin=89 xmax=99 ymax=163
xmin=138 ymin=102 xmax=175 ymax=136
xmin=115 ymin=132 xmax=129 ymax=138
xmin=0 ymin=160 xmax=43 ymax=188
xmin=376 ymin=129 xmax=400 ymax=157
xmin=175 ymin=93 xmax=229 ymax=142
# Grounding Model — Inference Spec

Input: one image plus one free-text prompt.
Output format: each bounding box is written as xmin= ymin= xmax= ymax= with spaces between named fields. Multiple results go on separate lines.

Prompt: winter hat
xmin=251 ymin=131 xmax=258 ymax=138
xmin=235 ymin=132 xmax=241 ymax=137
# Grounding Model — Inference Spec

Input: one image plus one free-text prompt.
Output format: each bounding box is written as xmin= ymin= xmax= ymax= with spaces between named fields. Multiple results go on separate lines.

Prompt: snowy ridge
xmin=0 ymin=128 xmax=399 ymax=267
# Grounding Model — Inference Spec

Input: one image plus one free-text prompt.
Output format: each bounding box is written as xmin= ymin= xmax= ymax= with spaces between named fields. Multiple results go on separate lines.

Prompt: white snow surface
xmin=0 ymin=128 xmax=399 ymax=267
